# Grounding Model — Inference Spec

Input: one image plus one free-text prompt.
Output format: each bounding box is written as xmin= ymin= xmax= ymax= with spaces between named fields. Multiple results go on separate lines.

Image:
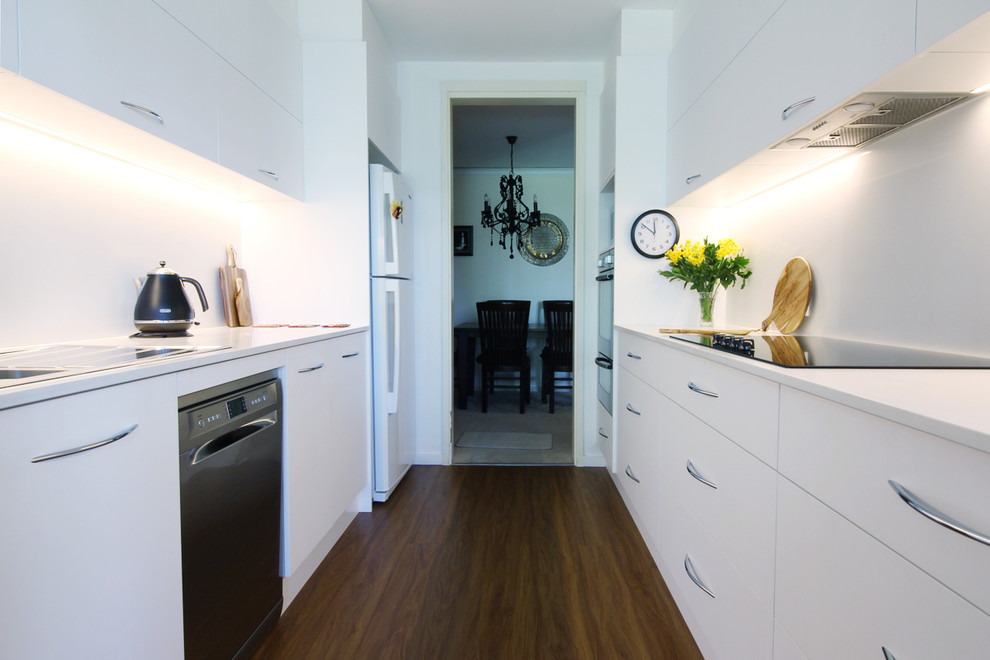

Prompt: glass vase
xmin=698 ymin=289 xmax=716 ymax=328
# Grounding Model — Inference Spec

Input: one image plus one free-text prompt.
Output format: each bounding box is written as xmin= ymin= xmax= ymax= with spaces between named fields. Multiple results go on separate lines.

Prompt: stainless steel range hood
xmin=772 ymin=92 xmax=972 ymax=151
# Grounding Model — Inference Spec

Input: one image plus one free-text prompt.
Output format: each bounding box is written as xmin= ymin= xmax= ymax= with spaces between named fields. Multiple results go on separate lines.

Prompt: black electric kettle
xmin=134 ymin=261 xmax=209 ymax=334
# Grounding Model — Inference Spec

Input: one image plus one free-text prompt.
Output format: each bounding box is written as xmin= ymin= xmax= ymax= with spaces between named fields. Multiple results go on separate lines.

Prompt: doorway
xmin=449 ymin=100 xmax=576 ymax=465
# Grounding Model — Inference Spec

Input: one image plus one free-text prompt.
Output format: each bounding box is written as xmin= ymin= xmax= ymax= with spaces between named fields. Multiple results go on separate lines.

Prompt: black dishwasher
xmin=178 ymin=370 xmax=283 ymax=660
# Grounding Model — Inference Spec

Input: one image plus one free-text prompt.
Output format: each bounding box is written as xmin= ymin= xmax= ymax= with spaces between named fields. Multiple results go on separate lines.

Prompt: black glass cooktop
xmin=670 ymin=333 xmax=990 ymax=369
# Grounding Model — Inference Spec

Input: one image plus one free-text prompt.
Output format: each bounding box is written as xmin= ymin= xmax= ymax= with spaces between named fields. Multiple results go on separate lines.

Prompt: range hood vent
xmin=773 ymin=93 xmax=970 ymax=151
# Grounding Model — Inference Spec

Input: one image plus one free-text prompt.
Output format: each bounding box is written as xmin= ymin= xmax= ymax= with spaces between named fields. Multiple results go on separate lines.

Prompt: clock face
xmin=631 ymin=210 xmax=679 ymax=258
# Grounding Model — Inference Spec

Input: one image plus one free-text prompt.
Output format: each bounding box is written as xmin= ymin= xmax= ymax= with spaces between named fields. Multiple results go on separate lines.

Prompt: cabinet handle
xmin=882 ymin=648 xmax=897 ymax=660
xmin=595 ymin=356 xmax=613 ymax=369
xmin=120 ymin=101 xmax=164 ymax=125
xmin=298 ymin=362 xmax=325 ymax=373
xmin=258 ymin=169 xmax=280 ymax=181
xmin=888 ymin=480 xmax=990 ymax=547
xmin=598 ymin=427 xmax=608 ymax=439
xmin=685 ymin=174 xmax=701 ymax=185
xmin=342 ymin=352 xmax=360 ymax=358
xmin=781 ymin=96 xmax=816 ymax=121
xmin=31 ymin=424 xmax=139 ymax=463
xmin=625 ymin=403 xmax=641 ymax=416
xmin=684 ymin=554 xmax=715 ymax=598
xmin=624 ymin=465 xmax=641 ymax=484
xmin=686 ymin=460 xmax=718 ymax=489
xmin=626 ymin=352 xmax=642 ymax=360
xmin=687 ymin=381 xmax=719 ymax=398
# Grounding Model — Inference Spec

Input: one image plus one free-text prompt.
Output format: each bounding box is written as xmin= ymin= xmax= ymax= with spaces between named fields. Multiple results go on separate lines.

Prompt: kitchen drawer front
xmin=661 ymin=397 xmax=776 ymax=609
xmin=780 ymin=386 xmax=990 ymax=616
xmin=616 ymin=330 xmax=666 ymax=391
xmin=775 ymin=477 xmax=990 ymax=659
xmin=596 ymin=399 xmax=614 ymax=473
xmin=615 ymin=369 xmax=661 ymax=550
xmin=658 ymin=490 xmax=773 ymax=660
xmin=662 ymin=346 xmax=779 ymax=466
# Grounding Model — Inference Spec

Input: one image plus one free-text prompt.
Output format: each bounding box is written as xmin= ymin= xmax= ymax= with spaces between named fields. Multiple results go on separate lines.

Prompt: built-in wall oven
xmin=595 ymin=248 xmax=614 ymax=413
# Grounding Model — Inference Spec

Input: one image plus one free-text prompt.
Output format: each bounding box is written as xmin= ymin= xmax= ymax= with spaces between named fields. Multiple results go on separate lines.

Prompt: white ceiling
xmin=365 ymin=0 xmax=680 ymax=62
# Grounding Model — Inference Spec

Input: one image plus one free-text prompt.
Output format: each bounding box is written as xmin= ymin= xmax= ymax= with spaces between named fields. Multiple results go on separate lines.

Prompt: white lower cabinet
xmin=0 ymin=375 xmax=183 ymax=660
xmin=775 ymin=477 xmax=990 ymax=659
xmin=282 ymin=333 xmax=368 ymax=575
xmin=596 ymin=399 xmax=614 ymax=472
xmin=614 ymin=368 xmax=661 ymax=550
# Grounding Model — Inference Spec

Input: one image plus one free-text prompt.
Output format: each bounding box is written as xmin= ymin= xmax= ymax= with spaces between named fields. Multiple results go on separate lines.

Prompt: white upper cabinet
xmin=152 ymin=0 xmax=217 ymax=48
xmin=16 ymin=0 xmax=220 ymax=162
xmin=732 ymin=0 xmax=916 ymax=158
xmin=219 ymin=61 xmax=303 ymax=199
xmin=917 ymin=1 xmax=990 ymax=52
xmin=217 ymin=0 xmax=302 ymax=120
xmin=668 ymin=0 xmax=784 ymax=128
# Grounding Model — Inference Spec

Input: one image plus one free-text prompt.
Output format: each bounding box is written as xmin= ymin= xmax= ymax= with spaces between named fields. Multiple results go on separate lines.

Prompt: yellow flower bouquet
xmin=659 ymin=237 xmax=752 ymax=325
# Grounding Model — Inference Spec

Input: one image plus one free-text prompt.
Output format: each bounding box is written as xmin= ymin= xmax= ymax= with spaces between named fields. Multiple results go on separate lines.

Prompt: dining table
xmin=454 ymin=322 xmax=547 ymax=409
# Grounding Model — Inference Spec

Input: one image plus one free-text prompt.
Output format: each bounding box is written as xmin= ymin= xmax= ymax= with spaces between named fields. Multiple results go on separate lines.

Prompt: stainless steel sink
xmin=0 ymin=344 xmax=230 ymax=388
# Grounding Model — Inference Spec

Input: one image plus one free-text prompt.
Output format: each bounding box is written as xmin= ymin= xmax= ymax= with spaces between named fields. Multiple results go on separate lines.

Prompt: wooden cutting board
xmin=761 ymin=257 xmax=812 ymax=333
xmin=219 ymin=244 xmax=252 ymax=327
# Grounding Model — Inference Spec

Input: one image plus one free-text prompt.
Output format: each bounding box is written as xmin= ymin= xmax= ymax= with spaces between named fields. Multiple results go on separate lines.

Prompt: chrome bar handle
xmin=686 ymin=460 xmax=718 ymax=489
xmin=598 ymin=427 xmax=608 ymax=439
xmin=688 ymin=381 xmax=719 ymax=398
xmin=625 ymin=465 xmax=641 ymax=484
xmin=120 ymin=101 xmax=164 ymax=124
xmin=684 ymin=554 xmax=715 ymax=598
xmin=625 ymin=403 xmax=641 ymax=416
xmin=258 ymin=169 xmax=279 ymax=180
xmin=342 ymin=352 xmax=360 ymax=358
xmin=298 ymin=362 xmax=325 ymax=373
xmin=685 ymin=174 xmax=702 ymax=185
xmin=626 ymin=352 xmax=642 ymax=360
xmin=882 ymin=648 xmax=896 ymax=660
xmin=781 ymin=96 xmax=816 ymax=121
xmin=32 ymin=424 xmax=139 ymax=463
xmin=888 ymin=480 xmax=990 ymax=547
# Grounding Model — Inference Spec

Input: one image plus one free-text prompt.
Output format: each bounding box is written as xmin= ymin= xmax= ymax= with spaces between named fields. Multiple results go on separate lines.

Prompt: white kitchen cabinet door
xmin=916 ymin=1 xmax=990 ymax=53
xmin=614 ymin=369 xmax=662 ymax=551
xmin=218 ymin=61 xmax=304 ymax=200
xmin=0 ymin=375 xmax=183 ymax=660
xmin=596 ymin=399 xmax=614 ymax=473
xmin=282 ymin=333 xmax=368 ymax=576
xmin=17 ymin=0 xmax=219 ymax=162
xmin=217 ymin=0 xmax=302 ymax=119
xmin=660 ymin=397 xmax=777 ymax=609
xmin=152 ymin=0 xmax=217 ymax=48
xmin=775 ymin=477 xmax=990 ymax=659
xmin=733 ymin=0 xmax=916 ymax=157
xmin=779 ymin=386 xmax=990 ymax=617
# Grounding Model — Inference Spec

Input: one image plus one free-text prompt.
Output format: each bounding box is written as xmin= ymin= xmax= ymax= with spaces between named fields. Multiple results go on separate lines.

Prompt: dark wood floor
xmin=251 ymin=466 xmax=702 ymax=659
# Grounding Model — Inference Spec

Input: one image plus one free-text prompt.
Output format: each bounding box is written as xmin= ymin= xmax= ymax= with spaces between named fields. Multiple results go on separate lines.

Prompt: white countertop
xmin=618 ymin=324 xmax=990 ymax=455
xmin=0 ymin=324 xmax=368 ymax=411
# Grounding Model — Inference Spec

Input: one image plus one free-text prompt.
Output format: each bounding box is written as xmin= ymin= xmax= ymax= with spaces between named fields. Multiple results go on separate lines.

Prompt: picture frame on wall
xmin=454 ymin=225 xmax=473 ymax=256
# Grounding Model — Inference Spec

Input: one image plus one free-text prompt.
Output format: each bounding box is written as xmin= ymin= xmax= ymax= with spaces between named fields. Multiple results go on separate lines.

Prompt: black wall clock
xmin=630 ymin=209 xmax=679 ymax=258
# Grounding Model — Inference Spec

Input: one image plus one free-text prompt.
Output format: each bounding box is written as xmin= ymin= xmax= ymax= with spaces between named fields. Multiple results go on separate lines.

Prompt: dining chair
xmin=476 ymin=300 xmax=531 ymax=414
xmin=540 ymin=300 xmax=573 ymax=413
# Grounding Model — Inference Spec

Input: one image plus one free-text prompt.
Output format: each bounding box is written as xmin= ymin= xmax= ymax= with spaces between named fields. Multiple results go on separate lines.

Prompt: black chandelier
xmin=481 ymin=135 xmax=541 ymax=258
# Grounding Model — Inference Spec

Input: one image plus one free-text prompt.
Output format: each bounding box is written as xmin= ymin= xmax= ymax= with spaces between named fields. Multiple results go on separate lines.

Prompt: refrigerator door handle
xmin=387 ymin=278 xmax=401 ymax=414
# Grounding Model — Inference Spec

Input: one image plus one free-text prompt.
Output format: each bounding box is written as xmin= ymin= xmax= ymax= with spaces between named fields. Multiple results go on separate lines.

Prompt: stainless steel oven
xmin=595 ymin=248 xmax=614 ymax=413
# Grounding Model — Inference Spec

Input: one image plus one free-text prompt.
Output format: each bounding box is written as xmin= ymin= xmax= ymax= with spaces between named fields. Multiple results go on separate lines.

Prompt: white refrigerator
xmin=369 ymin=164 xmax=414 ymax=502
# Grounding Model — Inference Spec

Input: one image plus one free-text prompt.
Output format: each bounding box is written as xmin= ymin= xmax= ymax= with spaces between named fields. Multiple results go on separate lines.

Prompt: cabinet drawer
xmin=661 ymin=398 xmax=776 ymax=608
xmin=616 ymin=330 xmax=665 ymax=390
xmin=658 ymin=490 xmax=773 ymax=660
xmin=775 ymin=477 xmax=990 ymax=659
xmin=780 ymin=386 xmax=990 ymax=617
xmin=596 ymin=399 xmax=614 ymax=473
xmin=662 ymin=346 xmax=778 ymax=466
xmin=615 ymin=369 xmax=661 ymax=549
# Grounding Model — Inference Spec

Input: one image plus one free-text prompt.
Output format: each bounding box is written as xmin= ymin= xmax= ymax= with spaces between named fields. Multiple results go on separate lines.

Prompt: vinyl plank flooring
xmin=251 ymin=466 xmax=702 ymax=660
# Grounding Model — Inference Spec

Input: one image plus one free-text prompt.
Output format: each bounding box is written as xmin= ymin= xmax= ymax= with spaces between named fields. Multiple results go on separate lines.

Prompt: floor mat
xmin=455 ymin=431 xmax=553 ymax=450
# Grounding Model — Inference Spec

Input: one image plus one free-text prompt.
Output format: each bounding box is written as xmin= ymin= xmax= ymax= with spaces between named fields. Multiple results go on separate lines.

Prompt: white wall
xmin=452 ymin=169 xmax=575 ymax=326
xmin=397 ymin=62 xmax=603 ymax=466
xmin=718 ymin=92 xmax=990 ymax=358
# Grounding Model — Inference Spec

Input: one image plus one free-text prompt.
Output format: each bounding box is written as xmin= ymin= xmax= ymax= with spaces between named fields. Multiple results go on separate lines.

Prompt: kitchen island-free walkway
xmin=251 ymin=465 xmax=702 ymax=659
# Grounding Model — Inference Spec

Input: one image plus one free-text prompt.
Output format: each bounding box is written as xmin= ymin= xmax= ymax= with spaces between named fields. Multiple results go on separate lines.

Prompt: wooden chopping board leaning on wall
xmin=219 ymin=244 xmax=253 ymax=327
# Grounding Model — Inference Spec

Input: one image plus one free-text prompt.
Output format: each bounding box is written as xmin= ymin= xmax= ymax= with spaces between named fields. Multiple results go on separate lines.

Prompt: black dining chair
xmin=476 ymin=300 xmax=531 ymax=414
xmin=541 ymin=300 xmax=573 ymax=414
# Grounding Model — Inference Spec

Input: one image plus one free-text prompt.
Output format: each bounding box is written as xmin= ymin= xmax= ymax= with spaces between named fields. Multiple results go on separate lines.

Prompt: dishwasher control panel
xmin=181 ymin=380 xmax=279 ymax=443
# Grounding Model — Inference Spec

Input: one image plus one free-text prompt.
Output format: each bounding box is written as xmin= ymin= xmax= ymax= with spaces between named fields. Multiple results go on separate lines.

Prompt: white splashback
xmin=719 ymin=91 xmax=990 ymax=358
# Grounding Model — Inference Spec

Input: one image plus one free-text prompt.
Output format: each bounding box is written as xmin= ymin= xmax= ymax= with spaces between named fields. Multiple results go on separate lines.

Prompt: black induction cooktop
xmin=670 ymin=333 xmax=990 ymax=369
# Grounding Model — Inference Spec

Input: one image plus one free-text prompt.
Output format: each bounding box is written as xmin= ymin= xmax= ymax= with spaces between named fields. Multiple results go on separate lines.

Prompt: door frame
xmin=439 ymin=80 xmax=589 ymax=466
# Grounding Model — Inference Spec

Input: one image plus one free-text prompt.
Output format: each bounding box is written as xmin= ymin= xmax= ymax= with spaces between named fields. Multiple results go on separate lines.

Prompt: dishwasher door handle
xmin=190 ymin=417 xmax=277 ymax=465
